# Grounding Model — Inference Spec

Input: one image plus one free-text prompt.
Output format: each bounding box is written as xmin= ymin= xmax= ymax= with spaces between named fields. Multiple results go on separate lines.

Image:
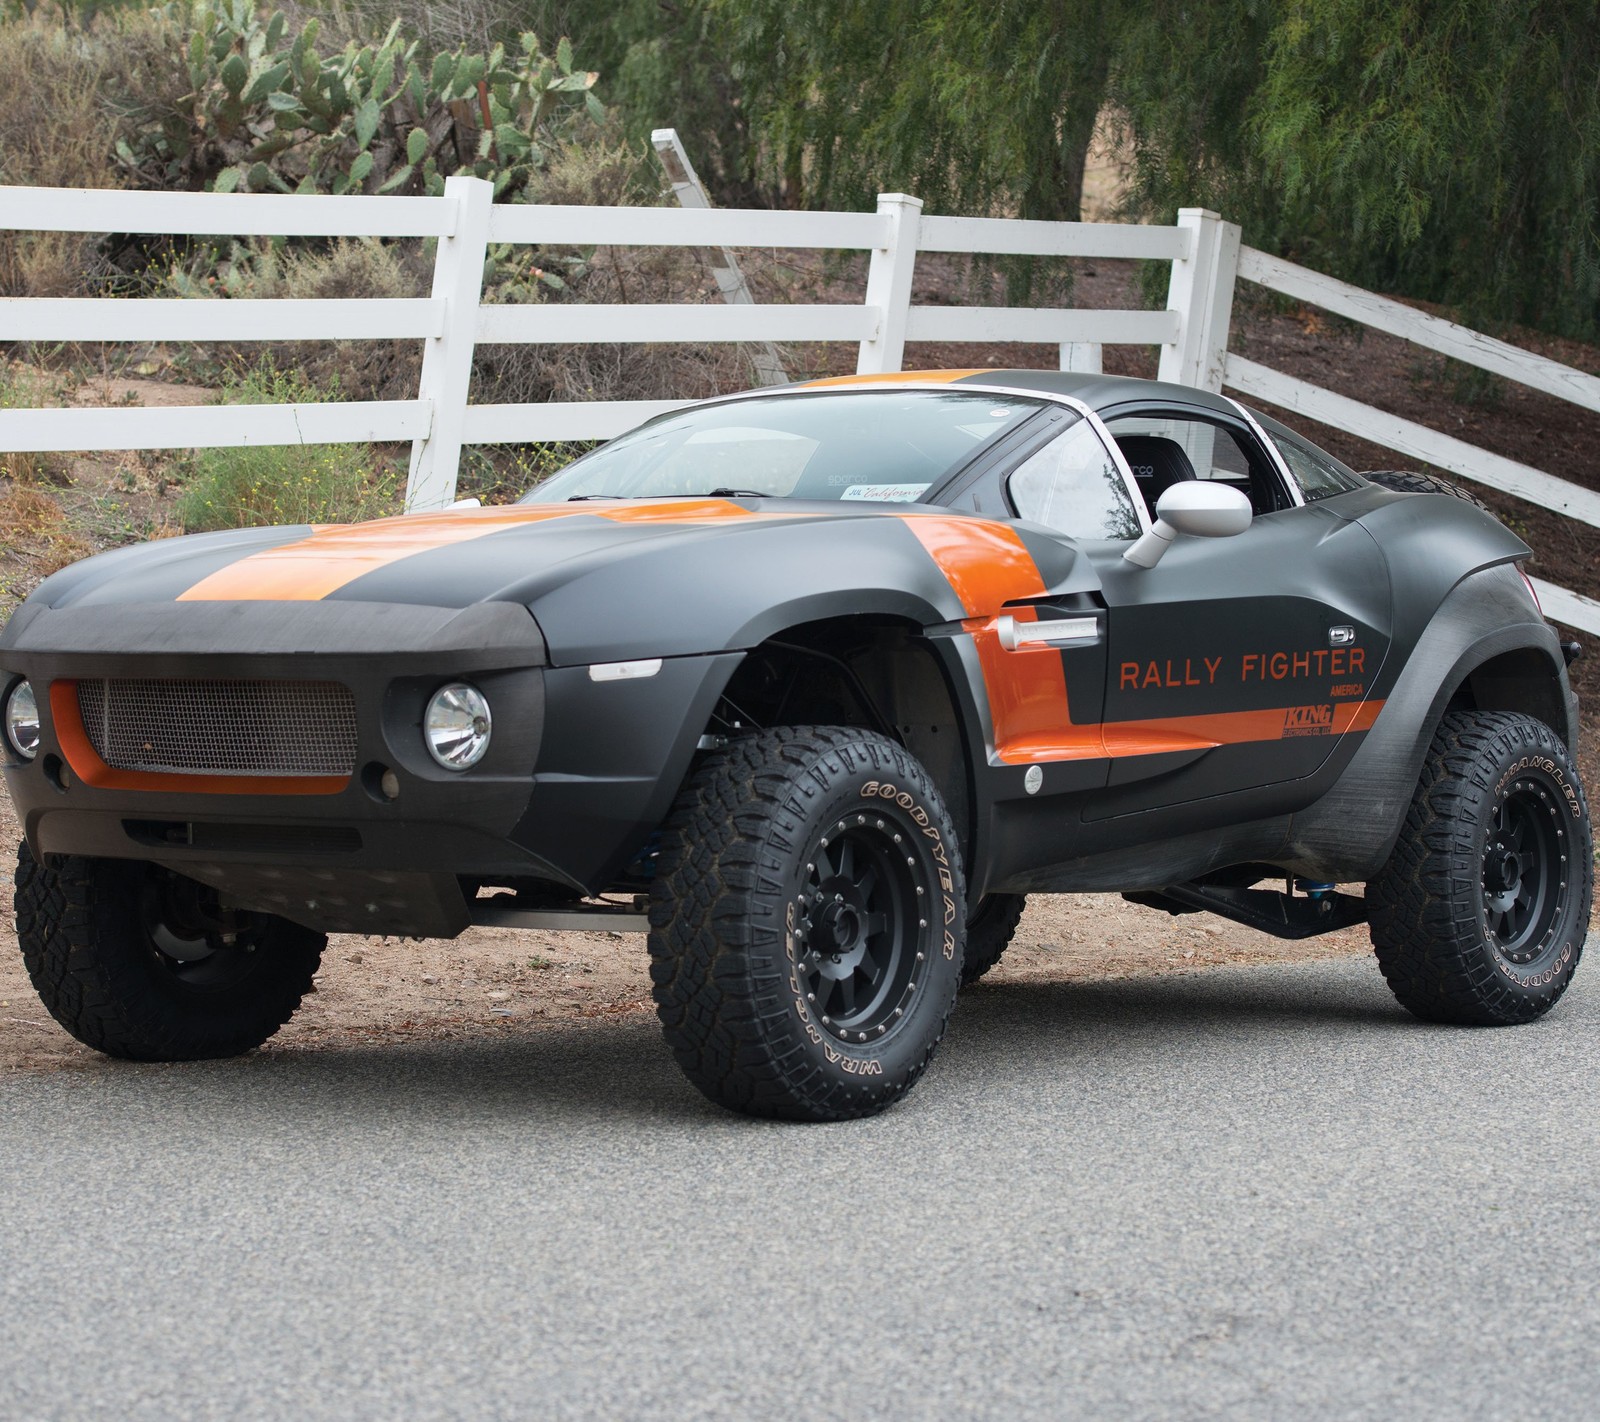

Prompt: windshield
xmin=523 ymin=390 xmax=1045 ymax=504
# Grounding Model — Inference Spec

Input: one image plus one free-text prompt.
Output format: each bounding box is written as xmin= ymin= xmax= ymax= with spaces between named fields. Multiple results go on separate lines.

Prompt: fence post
xmin=652 ymin=128 xmax=789 ymax=387
xmin=1157 ymin=207 xmax=1241 ymax=392
xmin=856 ymin=193 xmax=923 ymax=374
xmin=1059 ymin=342 xmax=1103 ymax=374
xmin=406 ymin=175 xmax=493 ymax=511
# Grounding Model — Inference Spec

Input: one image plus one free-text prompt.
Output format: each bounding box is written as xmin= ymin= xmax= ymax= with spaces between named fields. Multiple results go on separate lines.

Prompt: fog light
xmin=424 ymin=683 xmax=491 ymax=769
xmin=5 ymin=680 xmax=39 ymax=760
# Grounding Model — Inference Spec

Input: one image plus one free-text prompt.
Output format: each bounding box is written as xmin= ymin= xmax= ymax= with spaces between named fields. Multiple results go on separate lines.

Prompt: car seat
xmin=1114 ymin=435 xmax=1197 ymax=519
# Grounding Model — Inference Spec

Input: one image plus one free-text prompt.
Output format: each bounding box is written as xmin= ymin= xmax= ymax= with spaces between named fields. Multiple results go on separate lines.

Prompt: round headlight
xmin=424 ymin=683 xmax=491 ymax=770
xmin=5 ymin=680 xmax=39 ymax=761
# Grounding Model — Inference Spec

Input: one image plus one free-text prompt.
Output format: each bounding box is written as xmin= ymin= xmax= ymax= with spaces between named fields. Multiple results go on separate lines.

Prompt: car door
xmin=932 ymin=409 xmax=1139 ymax=800
xmin=1081 ymin=402 xmax=1394 ymax=819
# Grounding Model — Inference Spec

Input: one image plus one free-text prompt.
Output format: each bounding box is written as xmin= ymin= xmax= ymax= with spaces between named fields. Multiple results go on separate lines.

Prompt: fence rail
xmin=1226 ymin=247 xmax=1600 ymax=633
xmin=0 ymin=178 xmax=1595 ymax=635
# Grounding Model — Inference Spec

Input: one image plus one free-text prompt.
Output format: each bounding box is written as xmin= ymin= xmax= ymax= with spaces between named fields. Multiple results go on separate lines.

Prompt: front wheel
xmin=649 ymin=726 xmax=967 ymax=1120
xmin=1368 ymin=711 xmax=1592 ymax=1024
xmin=15 ymin=844 xmax=325 ymax=1060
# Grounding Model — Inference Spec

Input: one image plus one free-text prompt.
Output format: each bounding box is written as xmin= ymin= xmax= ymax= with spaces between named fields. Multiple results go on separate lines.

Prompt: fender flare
xmin=1284 ymin=563 xmax=1572 ymax=881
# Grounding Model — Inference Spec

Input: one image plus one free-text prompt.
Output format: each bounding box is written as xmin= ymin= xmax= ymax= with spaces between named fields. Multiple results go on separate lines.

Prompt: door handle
xmin=996 ymin=615 xmax=1100 ymax=651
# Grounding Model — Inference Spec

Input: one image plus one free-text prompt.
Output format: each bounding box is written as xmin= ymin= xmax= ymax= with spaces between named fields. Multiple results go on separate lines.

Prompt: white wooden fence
xmin=0 ymin=177 xmax=1595 ymax=634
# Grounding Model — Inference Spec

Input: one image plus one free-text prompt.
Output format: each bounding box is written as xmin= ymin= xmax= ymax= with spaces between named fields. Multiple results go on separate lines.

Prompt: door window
xmin=1268 ymin=425 xmax=1366 ymax=502
xmin=1007 ymin=419 xmax=1142 ymax=540
xmin=1105 ymin=412 xmax=1290 ymax=518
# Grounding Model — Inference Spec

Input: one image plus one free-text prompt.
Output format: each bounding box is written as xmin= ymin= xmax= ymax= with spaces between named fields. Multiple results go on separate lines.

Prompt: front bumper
xmin=1 ymin=599 xmax=551 ymax=937
xmin=0 ymin=599 xmax=743 ymax=939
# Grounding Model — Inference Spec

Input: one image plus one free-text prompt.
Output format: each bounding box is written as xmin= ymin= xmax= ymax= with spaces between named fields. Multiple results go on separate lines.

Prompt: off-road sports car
xmin=3 ymin=370 xmax=1590 ymax=1120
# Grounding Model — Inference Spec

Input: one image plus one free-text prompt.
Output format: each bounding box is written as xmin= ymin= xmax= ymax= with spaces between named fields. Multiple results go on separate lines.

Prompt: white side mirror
xmin=1123 ymin=482 xmax=1253 ymax=568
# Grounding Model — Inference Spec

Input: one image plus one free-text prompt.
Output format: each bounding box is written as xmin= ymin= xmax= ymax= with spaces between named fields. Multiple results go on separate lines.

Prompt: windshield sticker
xmin=841 ymin=483 xmax=932 ymax=503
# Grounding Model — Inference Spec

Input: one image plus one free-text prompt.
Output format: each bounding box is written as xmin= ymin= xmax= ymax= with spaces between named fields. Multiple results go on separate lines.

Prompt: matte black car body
xmin=0 ymin=371 xmax=1576 ymax=944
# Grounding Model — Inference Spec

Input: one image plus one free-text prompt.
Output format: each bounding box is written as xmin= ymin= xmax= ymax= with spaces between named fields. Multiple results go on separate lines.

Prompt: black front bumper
xmin=1 ymin=599 xmax=743 ymax=939
xmin=1 ymin=599 xmax=553 ymax=937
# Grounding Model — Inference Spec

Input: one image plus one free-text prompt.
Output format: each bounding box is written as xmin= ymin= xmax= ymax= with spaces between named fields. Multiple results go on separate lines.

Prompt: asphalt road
xmin=3 ymin=955 xmax=1597 ymax=1421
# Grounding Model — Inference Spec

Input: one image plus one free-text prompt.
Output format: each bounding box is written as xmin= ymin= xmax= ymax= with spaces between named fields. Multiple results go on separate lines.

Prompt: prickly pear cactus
xmin=117 ymin=3 xmax=605 ymax=205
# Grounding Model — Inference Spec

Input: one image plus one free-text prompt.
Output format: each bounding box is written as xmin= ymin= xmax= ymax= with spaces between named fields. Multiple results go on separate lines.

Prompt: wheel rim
xmin=1482 ymin=777 xmax=1568 ymax=965
xmin=794 ymin=813 xmax=926 ymax=1043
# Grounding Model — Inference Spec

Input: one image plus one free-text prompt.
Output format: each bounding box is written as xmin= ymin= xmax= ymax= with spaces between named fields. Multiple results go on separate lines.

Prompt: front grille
xmin=76 ymin=678 xmax=358 ymax=778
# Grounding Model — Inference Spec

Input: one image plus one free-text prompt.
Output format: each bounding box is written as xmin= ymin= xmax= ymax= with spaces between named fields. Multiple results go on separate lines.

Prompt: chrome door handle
xmin=996 ymin=615 xmax=1100 ymax=650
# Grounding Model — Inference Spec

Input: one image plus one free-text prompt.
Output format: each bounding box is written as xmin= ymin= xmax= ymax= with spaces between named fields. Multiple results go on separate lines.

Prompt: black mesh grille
xmin=76 ymin=679 xmax=357 ymax=777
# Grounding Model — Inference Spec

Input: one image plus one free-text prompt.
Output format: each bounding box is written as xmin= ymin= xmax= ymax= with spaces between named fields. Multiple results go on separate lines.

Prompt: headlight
xmin=424 ymin=683 xmax=491 ymax=770
xmin=4 ymin=680 xmax=39 ymax=761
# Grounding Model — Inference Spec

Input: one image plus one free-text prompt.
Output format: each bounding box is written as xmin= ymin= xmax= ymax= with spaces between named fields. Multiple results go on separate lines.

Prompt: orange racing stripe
xmin=898 ymin=513 xmax=1387 ymax=765
xmin=1102 ymin=698 xmax=1386 ymax=757
xmin=898 ymin=515 xmax=1088 ymax=765
xmin=175 ymin=499 xmax=773 ymax=603
xmin=799 ymin=369 xmax=996 ymax=388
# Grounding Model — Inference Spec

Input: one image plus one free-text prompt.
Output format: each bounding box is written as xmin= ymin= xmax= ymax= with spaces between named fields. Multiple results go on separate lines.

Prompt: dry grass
xmin=0 ymin=7 xmax=178 ymax=300
xmin=0 ymin=483 xmax=92 ymax=583
xmin=0 ymin=362 xmax=71 ymax=487
xmin=170 ymin=238 xmax=430 ymax=404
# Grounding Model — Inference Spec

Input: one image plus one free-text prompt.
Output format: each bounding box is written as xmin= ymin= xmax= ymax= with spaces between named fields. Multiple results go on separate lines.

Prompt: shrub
xmin=174 ymin=361 xmax=402 ymax=530
xmin=118 ymin=1 xmax=607 ymax=201
xmin=169 ymin=236 xmax=428 ymax=402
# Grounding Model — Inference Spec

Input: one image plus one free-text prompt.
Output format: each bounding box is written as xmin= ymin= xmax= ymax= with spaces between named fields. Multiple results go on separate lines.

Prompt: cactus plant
xmin=115 ymin=1 xmax=605 ymax=213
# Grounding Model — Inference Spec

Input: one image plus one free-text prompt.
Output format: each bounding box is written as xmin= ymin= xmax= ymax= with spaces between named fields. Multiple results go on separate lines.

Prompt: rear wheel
xmin=15 ymin=844 xmax=324 ymax=1060
xmin=1368 ymin=711 xmax=1591 ymax=1024
xmin=649 ymin=726 xmax=966 ymax=1120
xmin=960 ymin=893 xmax=1025 ymax=986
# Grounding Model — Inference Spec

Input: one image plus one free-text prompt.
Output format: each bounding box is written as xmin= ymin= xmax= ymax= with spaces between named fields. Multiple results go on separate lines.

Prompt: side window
xmin=1106 ymin=413 xmax=1289 ymax=518
xmin=1271 ymin=428 xmax=1365 ymax=502
xmin=1007 ymin=420 xmax=1142 ymax=540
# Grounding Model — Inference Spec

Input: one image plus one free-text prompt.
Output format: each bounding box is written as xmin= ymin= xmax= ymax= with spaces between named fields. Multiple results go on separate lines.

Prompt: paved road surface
xmin=3 ymin=956 xmax=1597 ymax=1420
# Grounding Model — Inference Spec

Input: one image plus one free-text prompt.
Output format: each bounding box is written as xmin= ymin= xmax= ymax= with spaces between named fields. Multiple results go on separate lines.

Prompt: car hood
xmin=20 ymin=499 xmax=823 ymax=610
xmin=8 ymin=498 xmax=1093 ymax=665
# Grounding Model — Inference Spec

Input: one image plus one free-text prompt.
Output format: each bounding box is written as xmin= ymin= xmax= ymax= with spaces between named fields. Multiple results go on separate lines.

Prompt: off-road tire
xmin=1368 ymin=711 xmax=1591 ymax=1025
xmin=1363 ymin=468 xmax=1490 ymax=511
xmin=15 ymin=843 xmax=325 ymax=1060
xmin=649 ymin=726 xmax=967 ymax=1121
xmin=960 ymin=893 xmax=1025 ymax=986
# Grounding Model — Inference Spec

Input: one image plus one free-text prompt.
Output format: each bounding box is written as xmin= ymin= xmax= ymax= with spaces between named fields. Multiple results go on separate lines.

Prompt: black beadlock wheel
xmin=648 ymin=725 xmax=967 ymax=1121
xmin=15 ymin=843 xmax=325 ymax=1060
xmin=1368 ymin=711 xmax=1592 ymax=1025
xmin=960 ymin=893 xmax=1025 ymax=987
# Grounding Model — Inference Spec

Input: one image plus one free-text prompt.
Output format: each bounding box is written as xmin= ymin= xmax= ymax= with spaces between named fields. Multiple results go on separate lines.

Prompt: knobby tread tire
xmin=960 ymin=893 xmax=1025 ymax=987
xmin=15 ymin=843 xmax=325 ymax=1060
xmin=648 ymin=726 xmax=966 ymax=1121
xmin=1363 ymin=468 xmax=1490 ymax=511
xmin=1368 ymin=711 xmax=1591 ymax=1025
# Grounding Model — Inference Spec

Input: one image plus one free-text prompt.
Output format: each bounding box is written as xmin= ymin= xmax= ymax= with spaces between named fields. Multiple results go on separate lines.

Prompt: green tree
xmin=709 ymin=0 xmax=1114 ymax=220
xmin=1118 ymin=0 xmax=1600 ymax=337
xmin=499 ymin=0 xmax=765 ymax=203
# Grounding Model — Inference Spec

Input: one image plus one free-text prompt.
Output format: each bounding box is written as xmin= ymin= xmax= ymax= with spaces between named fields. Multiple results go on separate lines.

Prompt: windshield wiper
xmin=566 ymin=493 xmax=625 ymax=501
xmin=703 ymin=487 xmax=768 ymax=499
